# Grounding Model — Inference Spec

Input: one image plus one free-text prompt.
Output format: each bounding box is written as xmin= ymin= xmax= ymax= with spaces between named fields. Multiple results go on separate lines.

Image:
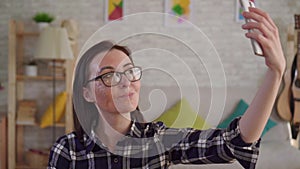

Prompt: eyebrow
xmin=98 ymin=66 xmax=114 ymax=74
xmin=98 ymin=63 xmax=133 ymax=74
xmin=123 ymin=63 xmax=134 ymax=67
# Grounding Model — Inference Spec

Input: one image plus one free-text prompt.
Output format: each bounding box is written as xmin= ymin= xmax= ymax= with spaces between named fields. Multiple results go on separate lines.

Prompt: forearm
xmin=239 ymin=69 xmax=283 ymax=143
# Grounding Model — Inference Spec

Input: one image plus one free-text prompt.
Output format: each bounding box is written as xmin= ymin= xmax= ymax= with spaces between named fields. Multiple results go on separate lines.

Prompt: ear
xmin=83 ymin=87 xmax=95 ymax=103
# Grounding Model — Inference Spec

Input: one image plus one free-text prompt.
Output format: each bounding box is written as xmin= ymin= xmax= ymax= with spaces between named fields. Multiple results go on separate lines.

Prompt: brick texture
xmin=0 ymin=0 xmax=299 ymax=154
xmin=0 ymin=0 xmax=299 ymax=106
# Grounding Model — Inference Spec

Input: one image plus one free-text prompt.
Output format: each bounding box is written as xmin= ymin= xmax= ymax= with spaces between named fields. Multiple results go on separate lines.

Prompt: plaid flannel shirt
xmin=48 ymin=117 xmax=260 ymax=169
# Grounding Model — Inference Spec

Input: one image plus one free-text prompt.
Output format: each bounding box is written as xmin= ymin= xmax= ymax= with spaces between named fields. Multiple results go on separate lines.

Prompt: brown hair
xmin=72 ymin=41 xmax=144 ymax=141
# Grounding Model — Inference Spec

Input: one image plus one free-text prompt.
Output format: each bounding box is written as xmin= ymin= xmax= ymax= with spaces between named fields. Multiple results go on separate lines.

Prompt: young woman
xmin=48 ymin=8 xmax=285 ymax=169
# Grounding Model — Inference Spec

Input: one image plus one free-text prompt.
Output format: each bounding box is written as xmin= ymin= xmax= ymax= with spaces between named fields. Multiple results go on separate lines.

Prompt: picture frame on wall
xmin=164 ymin=0 xmax=194 ymax=27
xmin=105 ymin=0 xmax=125 ymax=22
xmin=235 ymin=0 xmax=258 ymax=22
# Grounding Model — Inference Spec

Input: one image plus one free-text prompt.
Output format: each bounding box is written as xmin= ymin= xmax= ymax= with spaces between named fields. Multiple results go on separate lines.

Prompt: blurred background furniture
xmin=7 ymin=19 xmax=78 ymax=169
xmin=0 ymin=113 xmax=7 ymax=169
xmin=139 ymin=86 xmax=300 ymax=169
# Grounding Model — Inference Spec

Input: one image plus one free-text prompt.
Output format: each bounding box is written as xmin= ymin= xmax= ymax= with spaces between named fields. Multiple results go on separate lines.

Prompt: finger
xmin=242 ymin=22 xmax=272 ymax=38
xmin=245 ymin=32 xmax=271 ymax=52
xmin=242 ymin=11 xmax=273 ymax=32
xmin=248 ymin=7 xmax=277 ymax=28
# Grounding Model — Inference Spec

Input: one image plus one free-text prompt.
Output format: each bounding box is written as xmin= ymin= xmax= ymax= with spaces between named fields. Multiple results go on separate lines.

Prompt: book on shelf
xmin=47 ymin=60 xmax=65 ymax=68
xmin=16 ymin=100 xmax=37 ymax=125
xmin=48 ymin=65 xmax=66 ymax=78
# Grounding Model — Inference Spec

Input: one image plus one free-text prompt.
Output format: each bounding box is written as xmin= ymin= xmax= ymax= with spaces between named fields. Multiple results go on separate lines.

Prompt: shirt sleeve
xmin=47 ymin=135 xmax=71 ymax=169
xmin=168 ymin=117 xmax=260 ymax=169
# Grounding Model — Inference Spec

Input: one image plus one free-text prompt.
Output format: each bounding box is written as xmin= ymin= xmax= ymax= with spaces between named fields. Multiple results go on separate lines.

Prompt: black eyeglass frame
xmin=85 ymin=66 xmax=142 ymax=87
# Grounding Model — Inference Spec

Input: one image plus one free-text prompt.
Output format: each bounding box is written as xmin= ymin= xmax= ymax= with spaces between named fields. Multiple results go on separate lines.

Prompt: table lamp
xmin=34 ymin=27 xmax=73 ymax=142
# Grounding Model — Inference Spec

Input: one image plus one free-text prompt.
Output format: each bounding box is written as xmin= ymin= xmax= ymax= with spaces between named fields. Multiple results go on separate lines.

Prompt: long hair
xmin=72 ymin=41 xmax=144 ymax=141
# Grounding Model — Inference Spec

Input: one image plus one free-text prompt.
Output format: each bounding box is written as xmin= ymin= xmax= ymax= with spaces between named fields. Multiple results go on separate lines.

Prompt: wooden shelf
xmin=53 ymin=122 xmax=65 ymax=127
xmin=16 ymin=164 xmax=46 ymax=169
xmin=16 ymin=122 xmax=65 ymax=128
xmin=0 ymin=116 xmax=7 ymax=169
xmin=8 ymin=19 xmax=77 ymax=169
xmin=17 ymin=75 xmax=65 ymax=81
xmin=17 ymin=32 xmax=39 ymax=37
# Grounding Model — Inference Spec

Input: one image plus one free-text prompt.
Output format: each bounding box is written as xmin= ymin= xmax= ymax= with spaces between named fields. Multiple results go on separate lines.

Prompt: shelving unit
xmin=16 ymin=75 xmax=65 ymax=81
xmin=0 ymin=114 xmax=7 ymax=169
xmin=8 ymin=20 xmax=77 ymax=169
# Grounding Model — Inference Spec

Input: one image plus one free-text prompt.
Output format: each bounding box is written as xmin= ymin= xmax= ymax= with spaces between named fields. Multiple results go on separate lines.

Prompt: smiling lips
xmin=118 ymin=92 xmax=134 ymax=98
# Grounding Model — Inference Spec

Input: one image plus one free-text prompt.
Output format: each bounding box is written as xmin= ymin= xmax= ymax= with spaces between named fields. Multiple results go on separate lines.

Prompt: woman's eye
xmin=103 ymin=73 xmax=113 ymax=79
xmin=128 ymin=69 xmax=134 ymax=74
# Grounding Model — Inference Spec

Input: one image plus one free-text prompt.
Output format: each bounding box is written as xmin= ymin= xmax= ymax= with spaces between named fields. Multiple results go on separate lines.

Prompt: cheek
xmin=94 ymin=81 xmax=141 ymax=113
xmin=128 ymin=81 xmax=141 ymax=107
xmin=94 ymin=86 xmax=114 ymax=110
xmin=133 ymin=82 xmax=141 ymax=100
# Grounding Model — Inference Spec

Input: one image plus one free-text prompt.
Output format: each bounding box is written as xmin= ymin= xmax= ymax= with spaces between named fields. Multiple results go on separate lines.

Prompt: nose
xmin=119 ymin=74 xmax=130 ymax=87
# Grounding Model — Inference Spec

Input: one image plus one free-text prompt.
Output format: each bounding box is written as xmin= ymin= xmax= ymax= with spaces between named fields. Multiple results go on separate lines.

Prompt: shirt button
xmin=114 ymin=158 xmax=118 ymax=163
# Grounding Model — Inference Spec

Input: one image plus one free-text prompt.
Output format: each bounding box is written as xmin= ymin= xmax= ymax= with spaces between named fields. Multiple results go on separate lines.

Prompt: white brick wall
xmin=0 ymin=0 xmax=299 ymax=154
xmin=0 ymin=0 xmax=299 ymax=104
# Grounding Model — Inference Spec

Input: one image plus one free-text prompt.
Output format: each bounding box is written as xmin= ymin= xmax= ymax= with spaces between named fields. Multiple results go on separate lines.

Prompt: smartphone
xmin=240 ymin=0 xmax=264 ymax=56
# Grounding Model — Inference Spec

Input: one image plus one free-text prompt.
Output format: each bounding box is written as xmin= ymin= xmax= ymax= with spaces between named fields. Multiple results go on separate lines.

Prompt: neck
xmin=95 ymin=110 xmax=132 ymax=152
xmin=101 ymin=111 xmax=132 ymax=135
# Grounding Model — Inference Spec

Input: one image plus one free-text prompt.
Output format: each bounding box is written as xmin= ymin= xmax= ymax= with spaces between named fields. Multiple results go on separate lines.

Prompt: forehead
xmin=89 ymin=49 xmax=132 ymax=74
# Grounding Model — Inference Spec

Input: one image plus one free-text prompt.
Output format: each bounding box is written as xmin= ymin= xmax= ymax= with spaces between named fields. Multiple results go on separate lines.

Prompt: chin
xmin=114 ymin=97 xmax=139 ymax=114
xmin=116 ymin=104 xmax=137 ymax=114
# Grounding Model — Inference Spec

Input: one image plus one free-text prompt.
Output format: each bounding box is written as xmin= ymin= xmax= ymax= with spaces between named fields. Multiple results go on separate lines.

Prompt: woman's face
xmin=84 ymin=49 xmax=141 ymax=115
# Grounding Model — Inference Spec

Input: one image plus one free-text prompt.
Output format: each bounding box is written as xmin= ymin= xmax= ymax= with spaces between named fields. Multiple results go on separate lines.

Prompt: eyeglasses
xmin=86 ymin=66 xmax=142 ymax=87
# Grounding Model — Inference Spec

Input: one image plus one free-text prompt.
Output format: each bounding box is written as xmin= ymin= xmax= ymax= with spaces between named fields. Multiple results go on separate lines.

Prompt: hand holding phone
xmin=240 ymin=0 xmax=264 ymax=56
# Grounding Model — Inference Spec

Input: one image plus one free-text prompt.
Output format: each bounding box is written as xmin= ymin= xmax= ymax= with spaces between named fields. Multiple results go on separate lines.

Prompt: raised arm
xmin=239 ymin=7 xmax=286 ymax=143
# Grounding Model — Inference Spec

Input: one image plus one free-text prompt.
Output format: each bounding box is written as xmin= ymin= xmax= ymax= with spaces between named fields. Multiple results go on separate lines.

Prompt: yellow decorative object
xmin=155 ymin=98 xmax=210 ymax=130
xmin=40 ymin=91 xmax=67 ymax=128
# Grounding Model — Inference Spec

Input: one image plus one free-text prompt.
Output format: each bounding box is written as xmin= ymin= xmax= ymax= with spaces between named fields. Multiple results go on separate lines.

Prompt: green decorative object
xmin=33 ymin=12 xmax=55 ymax=23
xmin=172 ymin=4 xmax=184 ymax=16
xmin=217 ymin=99 xmax=277 ymax=137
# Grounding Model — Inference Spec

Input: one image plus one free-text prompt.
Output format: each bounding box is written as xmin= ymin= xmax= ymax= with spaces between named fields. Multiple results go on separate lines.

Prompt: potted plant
xmin=25 ymin=59 xmax=38 ymax=77
xmin=33 ymin=12 xmax=55 ymax=30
